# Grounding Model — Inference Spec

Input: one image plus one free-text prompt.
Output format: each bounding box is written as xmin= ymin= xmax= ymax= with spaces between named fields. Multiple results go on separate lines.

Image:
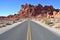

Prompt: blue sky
xmin=0 ymin=0 xmax=60 ymax=16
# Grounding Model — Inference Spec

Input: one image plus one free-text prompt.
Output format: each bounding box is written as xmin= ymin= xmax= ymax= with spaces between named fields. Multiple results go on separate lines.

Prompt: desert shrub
xmin=0 ymin=24 xmax=6 ymax=28
xmin=44 ymin=18 xmax=54 ymax=26
xmin=6 ymin=23 xmax=11 ymax=25
xmin=44 ymin=18 xmax=50 ymax=25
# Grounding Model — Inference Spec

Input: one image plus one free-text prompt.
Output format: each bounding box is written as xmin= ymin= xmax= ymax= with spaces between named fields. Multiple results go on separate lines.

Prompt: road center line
xmin=27 ymin=21 xmax=31 ymax=40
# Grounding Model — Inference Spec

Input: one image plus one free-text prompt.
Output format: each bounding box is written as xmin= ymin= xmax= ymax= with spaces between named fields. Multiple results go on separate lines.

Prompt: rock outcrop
xmin=0 ymin=4 xmax=60 ymax=20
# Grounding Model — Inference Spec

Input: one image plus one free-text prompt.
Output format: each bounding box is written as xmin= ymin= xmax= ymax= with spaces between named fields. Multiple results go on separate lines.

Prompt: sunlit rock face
xmin=18 ymin=4 xmax=44 ymax=18
xmin=53 ymin=10 xmax=60 ymax=19
xmin=18 ymin=4 xmax=56 ymax=18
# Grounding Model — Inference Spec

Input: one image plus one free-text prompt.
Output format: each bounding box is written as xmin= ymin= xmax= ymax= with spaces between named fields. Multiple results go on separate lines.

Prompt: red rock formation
xmin=18 ymin=4 xmax=56 ymax=18
xmin=0 ymin=4 xmax=60 ymax=20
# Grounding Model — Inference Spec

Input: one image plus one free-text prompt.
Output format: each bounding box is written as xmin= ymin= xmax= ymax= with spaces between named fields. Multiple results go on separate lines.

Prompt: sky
xmin=0 ymin=0 xmax=60 ymax=16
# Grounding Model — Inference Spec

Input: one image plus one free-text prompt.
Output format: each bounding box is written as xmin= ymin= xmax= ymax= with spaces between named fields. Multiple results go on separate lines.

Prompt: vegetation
xmin=44 ymin=18 xmax=50 ymax=24
xmin=6 ymin=23 xmax=11 ymax=25
xmin=44 ymin=18 xmax=54 ymax=26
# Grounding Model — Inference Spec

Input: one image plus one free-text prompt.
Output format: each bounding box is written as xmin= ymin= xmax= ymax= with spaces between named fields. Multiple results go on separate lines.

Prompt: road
xmin=0 ymin=20 xmax=60 ymax=40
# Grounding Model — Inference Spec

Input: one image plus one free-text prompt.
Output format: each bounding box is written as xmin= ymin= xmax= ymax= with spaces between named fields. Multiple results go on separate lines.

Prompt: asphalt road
xmin=0 ymin=20 xmax=60 ymax=40
xmin=0 ymin=21 xmax=28 ymax=40
xmin=30 ymin=21 xmax=60 ymax=40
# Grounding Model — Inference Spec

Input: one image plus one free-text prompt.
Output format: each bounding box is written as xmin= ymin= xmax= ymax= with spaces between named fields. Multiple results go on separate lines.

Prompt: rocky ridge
xmin=0 ymin=4 xmax=60 ymax=20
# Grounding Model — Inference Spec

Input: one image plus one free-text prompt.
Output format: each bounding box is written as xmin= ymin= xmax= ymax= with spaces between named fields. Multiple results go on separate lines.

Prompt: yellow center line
xmin=27 ymin=21 xmax=32 ymax=40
